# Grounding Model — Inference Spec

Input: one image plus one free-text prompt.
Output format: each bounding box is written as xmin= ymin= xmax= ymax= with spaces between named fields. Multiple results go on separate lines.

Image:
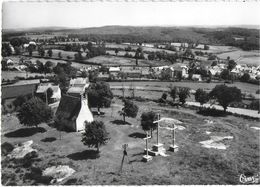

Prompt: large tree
xmin=195 ymin=88 xmax=209 ymax=106
xmin=140 ymin=111 xmax=157 ymax=137
xmin=87 ymin=81 xmax=114 ymax=114
xmin=178 ymin=87 xmax=190 ymax=104
xmin=81 ymin=121 xmax=109 ymax=153
xmin=209 ymin=84 xmax=242 ymax=112
xmin=119 ymin=99 xmax=139 ymax=122
xmin=17 ymin=97 xmax=53 ymax=128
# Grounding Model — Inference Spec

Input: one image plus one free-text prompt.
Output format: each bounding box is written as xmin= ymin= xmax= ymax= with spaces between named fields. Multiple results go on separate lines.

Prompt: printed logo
xmin=239 ymin=172 xmax=260 ymax=184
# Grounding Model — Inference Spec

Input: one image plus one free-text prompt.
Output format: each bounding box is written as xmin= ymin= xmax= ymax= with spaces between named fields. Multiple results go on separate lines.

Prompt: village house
xmin=1 ymin=79 xmax=40 ymax=113
xmin=36 ymin=83 xmax=61 ymax=104
xmin=67 ymin=77 xmax=89 ymax=97
xmin=192 ymin=74 xmax=202 ymax=81
xmin=109 ymin=67 xmax=121 ymax=77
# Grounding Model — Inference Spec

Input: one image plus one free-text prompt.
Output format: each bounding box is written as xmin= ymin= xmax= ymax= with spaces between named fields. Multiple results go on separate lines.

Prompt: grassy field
xmin=1 ymin=71 xmax=54 ymax=81
xmin=86 ymin=55 xmax=171 ymax=66
xmin=216 ymin=50 xmax=260 ymax=66
xmin=1 ymin=98 xmax=259 ymax=185
xmin=106 ymin=50 xmax=148 ymax=59
xmin=109 ymin=81 xmax=260 ymax=96
xmin=105 ymin=43 xmax=176 ymax=54
xmin=6 ymin=55 xmax=94 ymax=70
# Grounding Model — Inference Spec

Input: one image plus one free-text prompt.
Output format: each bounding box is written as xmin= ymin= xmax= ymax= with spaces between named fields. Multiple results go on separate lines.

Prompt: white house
xmin=192 ymin=74 xmax=202 ymax=81
xmin=109 ymin=67 xmax=121 ymax=77
xmin=55 ymin=94 xmax=94 ymax=132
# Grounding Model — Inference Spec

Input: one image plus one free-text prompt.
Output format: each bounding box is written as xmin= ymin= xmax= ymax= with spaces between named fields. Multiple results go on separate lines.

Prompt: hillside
xmin=3 ymin=26 xmax=260 ymax=50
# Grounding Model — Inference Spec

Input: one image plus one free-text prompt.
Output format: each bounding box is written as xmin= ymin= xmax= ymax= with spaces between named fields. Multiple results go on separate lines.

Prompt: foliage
xmin=1 ymin=59 xmax=8 ymax=70
xmin=119 ymin=99 xmax=139 ymax=122
xmin=220 ymin=69 xmax=231 ymax=81
xmin=160 ymin=68 xmax=172 ymax=81
xmin=240 ymin=73 xmax=250 ymax=82
xmin=178 ymin=87 xmax=190 ymax=104
xmin=81 ymin=120 xmax=109 ymax=152
xmin=169 ymin=85 xmax=179 ymax=102
xmin=47 ymin=49 xmax=53 ymax=57
xmin=13 ymin=95 xmax=32 ymax=109
xmin=227 ymin=60 xmax=237 ymax=71
xmin=44 ymin=61 xmax=53 ymax=73
xmin=17 ymin=97 xmax=53 ymax=127
xmin=2 ymin=43 xmax=12 ymax=57
xmin=249 ymin=100 xmax=260 ymax=111
xmin=209 ymin=84 xmax=242 ymax=112
xmin=195 ymin=88 xmax=209 ymax=106
xmin=140 ymin=111 xmax=157 ymax=132
xmin=46 ymin=88 xmax=53 ymax=103
xmin=87 ymin=81 xmax=114 ymax=112
xmin=159 ymin=93 xmax=168 ymax=103
xmin=38 ymin=46 xmax=45 ymax=57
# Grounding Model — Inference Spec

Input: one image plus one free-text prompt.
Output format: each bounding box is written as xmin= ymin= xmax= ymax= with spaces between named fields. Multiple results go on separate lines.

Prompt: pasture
xmin=105 ymin=43 xmax=176 ymax=54
xmin=216 ymin=50 xmax=260 ymax=66
xmin=86 ymin=55 xmax=171 ymax=66
xmin=1 ymin=98 xmax=259 ymax=185
xmin=109 ymin=81 xmax=260 ymax=96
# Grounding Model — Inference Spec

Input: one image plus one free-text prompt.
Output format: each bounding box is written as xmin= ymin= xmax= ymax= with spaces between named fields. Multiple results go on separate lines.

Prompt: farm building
xmin=55 ymin=94 xmax=94 ymax=132
xmin=36 ymin=83 xmax=61 ymax=103
xmin=1 ymin=79 xmax=40 ymax=113
xmin=67 ymin=77 xmax=89 ymax=96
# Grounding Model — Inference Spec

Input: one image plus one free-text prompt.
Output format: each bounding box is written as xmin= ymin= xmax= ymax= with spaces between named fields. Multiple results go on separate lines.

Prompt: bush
xmin=1 ymin=142 xmax=14 ymax=156
xmin=248 ymin=100 xmax=260 ymax=111
xmin=197 ymin=107 xmax=229 ymax=117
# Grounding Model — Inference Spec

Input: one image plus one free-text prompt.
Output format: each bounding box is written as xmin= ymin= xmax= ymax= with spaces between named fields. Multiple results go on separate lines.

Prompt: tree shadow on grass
xmin=47 ymin=122 xmax=74 ymax=133
xmin=67 ymin=150 xmax=100 ymax=161
xmin=41 ymin=137 xmax=57 ymax=142
xmin=111 ymin=120 xmax=131 ymax=126
xmin=128 ymin=132 xmax=146 ymax=139
xmin=4 ymin=127 xmax=46 ymax=138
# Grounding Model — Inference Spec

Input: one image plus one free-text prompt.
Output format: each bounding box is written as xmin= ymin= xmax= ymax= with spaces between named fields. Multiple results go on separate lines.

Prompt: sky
xmin=2 ymin=1 xmax=260 ymax=29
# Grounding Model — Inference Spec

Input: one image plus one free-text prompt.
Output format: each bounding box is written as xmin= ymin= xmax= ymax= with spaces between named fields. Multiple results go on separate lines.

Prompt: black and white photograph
xmin=1 ymin=0 xmax=260 ymax=185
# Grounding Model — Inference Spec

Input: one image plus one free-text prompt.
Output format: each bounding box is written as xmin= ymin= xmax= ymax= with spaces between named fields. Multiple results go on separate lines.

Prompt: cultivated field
xmin=86 ymin=55 xmax=171 ymax=66
xmin=1 ymin=98 xmax=259 ymax=185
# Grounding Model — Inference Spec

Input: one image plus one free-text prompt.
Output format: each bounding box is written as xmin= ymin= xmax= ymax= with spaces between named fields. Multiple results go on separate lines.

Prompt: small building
xmin=55 ymin=94 xmax=94 ymax=132
xmin=192 ymin=74 xmax=202 ymax=81
xmin=109 ymin=67 xmax=121 ymax=77
xmin=96 ymin=73 xmax=110 ymax=81
xmin=36 ymin=83 xmax=61 ymax=103
xmin=67 ymin=78 xmax=89 ymax=96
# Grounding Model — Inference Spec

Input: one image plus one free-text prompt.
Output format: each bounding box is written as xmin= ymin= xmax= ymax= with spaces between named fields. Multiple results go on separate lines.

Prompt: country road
xmin=186 ymin=101 xmax=260 ymax=119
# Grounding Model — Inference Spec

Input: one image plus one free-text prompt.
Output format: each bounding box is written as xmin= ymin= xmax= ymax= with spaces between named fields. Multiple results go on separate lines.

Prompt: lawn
xmin=1 ymin=98 xmax=259 ymax=185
